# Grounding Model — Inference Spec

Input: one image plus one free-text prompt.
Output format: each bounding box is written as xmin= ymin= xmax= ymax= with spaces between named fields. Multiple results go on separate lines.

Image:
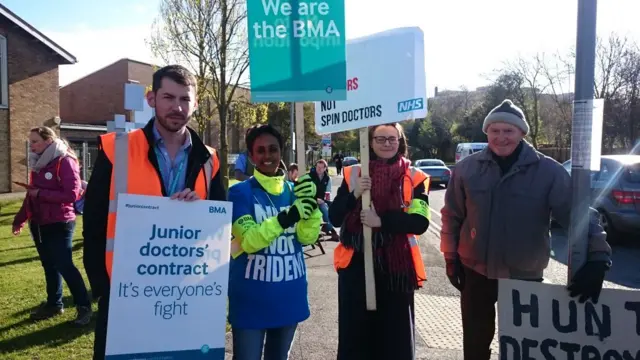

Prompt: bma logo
xmin=397 ymin=98 xmax=424 ymax=113
xmin=209 ymin=206 xmax=227 ymax=214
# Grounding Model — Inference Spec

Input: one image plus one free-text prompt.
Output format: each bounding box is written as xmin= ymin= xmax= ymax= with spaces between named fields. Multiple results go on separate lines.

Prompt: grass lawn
xmin=0 ymin=200 xmax=96 ymax=359
xmin=0 ymin=186 xmax=239 ymax=359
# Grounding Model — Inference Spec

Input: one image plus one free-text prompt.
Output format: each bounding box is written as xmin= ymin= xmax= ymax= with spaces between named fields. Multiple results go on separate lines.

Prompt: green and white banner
xmin=247 ymin=0 xmax=347 ymax=102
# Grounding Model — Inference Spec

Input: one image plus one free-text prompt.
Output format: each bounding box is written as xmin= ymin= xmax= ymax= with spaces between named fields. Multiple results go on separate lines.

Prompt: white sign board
xmin=124 ymin=83 xmax=146 ymax=112
xmin=498 ymin=279 xmax=640 ymax=360
xmin=105 ymin=194 xmax=232 ymax=359
xmin=314 ymin=27 xmax=427 ymax=135
xmin=321 ymin=134 xmax=331 ymax=157
xmin=134 ymin=100 xmax=155 ymax=125
xmin=114 ymin=114 xmax=126 ymax=129
xmin=106 ymin=120 xmax=145 ymax=133
xmin=570 ymin=99 xmax=604 ymax=171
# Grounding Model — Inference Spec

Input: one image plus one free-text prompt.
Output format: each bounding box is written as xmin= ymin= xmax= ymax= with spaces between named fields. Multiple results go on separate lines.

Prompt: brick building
xmin=59 ymin=58 xmax=253 ymax=152
xmin=0 ymin=4 xmax=77 ymax=193
xmin=60 ymin=58 xmax=154 ymax=125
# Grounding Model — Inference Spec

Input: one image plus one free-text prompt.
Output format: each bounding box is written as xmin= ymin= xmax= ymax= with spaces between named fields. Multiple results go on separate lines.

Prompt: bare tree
xmin=148 ymin=0 xmax=217 ymax=139
xmin=503 ymin=55 xmax=550 ymax=148
xmin=148 ymin=0 xmax=250 ymax=188
xmin=617 ymin=43 xmax=640 ymax=149
xmin=538 ymin=52 xmax=574 ymax=147
xmin=593 ymin=34 xmax=635 ymax=151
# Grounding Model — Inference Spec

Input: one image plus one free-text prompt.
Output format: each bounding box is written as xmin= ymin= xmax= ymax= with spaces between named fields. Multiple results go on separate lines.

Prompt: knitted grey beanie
xmin=482 ymin=99 xmax=529 ymax=135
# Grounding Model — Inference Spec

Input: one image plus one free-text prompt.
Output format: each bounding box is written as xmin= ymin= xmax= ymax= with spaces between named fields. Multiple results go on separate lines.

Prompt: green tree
xmin=233 ymin=100 xmax=268 ymax=129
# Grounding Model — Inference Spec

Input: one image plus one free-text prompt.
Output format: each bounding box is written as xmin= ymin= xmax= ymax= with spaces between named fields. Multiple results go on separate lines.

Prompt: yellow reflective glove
xmin=293 ymin=174 xmax=317 ymax=198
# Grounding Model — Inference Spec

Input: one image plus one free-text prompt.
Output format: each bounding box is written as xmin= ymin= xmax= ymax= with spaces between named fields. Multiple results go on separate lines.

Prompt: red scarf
xmin=342 ymin=156 xmax=418 ymax=292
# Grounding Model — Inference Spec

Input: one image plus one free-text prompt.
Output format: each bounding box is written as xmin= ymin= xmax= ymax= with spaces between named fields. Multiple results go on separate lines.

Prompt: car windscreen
xmin=624 ymin=164 xmax=640 ymax=183
xmin=419 ymin=161 xmax=443 ymax=167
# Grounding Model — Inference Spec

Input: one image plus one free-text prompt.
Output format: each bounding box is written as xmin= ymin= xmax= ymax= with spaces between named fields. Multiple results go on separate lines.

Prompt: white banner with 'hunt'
xmin=498 ymin=279 xmax=640 ymax=360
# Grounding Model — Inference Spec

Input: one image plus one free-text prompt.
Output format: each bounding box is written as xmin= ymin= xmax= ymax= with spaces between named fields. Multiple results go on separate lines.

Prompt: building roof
xmin=60 ymin=58 xmax=157 ymax=89
xmin=0 ymin=4 xmax=77 ymax=64
xmin=61 ymin=57 xmax=251 ymax=91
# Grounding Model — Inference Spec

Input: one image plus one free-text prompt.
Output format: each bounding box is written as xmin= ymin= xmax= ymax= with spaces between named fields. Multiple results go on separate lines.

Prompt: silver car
xmin=415 ymin=159 xmax=451 ymax=188
xmin=562 ymin=155 xmax=640 ymax=240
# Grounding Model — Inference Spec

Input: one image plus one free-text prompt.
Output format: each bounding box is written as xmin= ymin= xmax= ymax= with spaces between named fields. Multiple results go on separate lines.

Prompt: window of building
xmin=0 ymin=35 xmax=7 ymax=108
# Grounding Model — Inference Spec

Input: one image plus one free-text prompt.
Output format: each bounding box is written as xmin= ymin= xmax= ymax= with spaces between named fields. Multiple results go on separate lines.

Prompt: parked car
xmin=455 ymin=142 xmax=488 ymax=163
xmin=415 ymin=159 xmax=451 ymax=188
xmin=561 ymin=155 xmax=640 ymax=240
xmin=342 ymin=156 xmax=359 ymax=167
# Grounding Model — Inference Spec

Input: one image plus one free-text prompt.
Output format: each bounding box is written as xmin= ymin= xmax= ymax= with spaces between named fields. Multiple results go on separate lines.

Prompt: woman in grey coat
xmin=440 ymin=99 xmax=612 ymax=360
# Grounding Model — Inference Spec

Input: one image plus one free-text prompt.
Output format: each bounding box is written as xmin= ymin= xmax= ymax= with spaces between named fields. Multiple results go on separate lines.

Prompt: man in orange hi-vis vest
xmin=82 ymin=65 xmax=226 ymax=360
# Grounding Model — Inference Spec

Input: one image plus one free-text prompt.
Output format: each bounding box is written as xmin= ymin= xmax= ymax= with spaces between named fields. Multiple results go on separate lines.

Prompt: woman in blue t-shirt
xmin=228 ymin=124 xmax=322 ymax=360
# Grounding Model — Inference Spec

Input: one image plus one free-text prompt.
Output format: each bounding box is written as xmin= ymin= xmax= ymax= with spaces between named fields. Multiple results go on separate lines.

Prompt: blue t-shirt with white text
xmin=227 ymin=178 xmax=310 ymax=329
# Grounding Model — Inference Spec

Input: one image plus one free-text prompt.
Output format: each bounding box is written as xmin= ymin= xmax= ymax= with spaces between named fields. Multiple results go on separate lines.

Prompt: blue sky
xmin=2 ymin=0 xmax=157 ymax=32
xmin=3 ymin=0 xmax=639 ymax=96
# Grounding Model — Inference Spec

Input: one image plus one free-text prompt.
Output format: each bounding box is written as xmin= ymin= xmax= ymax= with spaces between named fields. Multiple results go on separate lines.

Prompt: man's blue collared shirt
xmin=152 ymin=125 xmax=192 ymax=195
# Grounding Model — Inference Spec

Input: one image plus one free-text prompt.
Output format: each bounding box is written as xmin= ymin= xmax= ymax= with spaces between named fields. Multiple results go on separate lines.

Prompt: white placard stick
xmin=295 ymin=103 xmax=305 ymax=167
xmin=359 ymin=127 xmax=377 ymax=311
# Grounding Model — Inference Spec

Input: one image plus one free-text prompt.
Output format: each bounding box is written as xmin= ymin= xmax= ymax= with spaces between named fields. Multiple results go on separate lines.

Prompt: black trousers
xmin=461 ymin=266 xmax=543 ymax=360
xmin=337 ymin=253 xmax=415 ymax=360
xmin=93 ymin=295 xmax=109 ymax=360
xmin=460 ymin=266 xmax=498 ymax=360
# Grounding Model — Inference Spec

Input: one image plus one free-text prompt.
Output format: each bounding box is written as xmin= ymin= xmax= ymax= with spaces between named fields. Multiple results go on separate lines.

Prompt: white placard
xmin=314 ymin=27 xmax=427 ymax=135
xmin=321 ymin=134 xmax=332 ymax=157
xmin=498 ymin=279 xmax=640 ymax=360
xmin=105 ymin=194 xmax=232 ymax=359
xmin=114 ymin=114 xmax=126 ymax=129
xmin=124 ymin=83 xmax=146 ymax=112
xmin=570 ymin=99 xmax=604 ymax=171
xmin=107 ymin=121 xmax=145 ymax=133
xmin=134 ymin=100 xmax=155 ymax=124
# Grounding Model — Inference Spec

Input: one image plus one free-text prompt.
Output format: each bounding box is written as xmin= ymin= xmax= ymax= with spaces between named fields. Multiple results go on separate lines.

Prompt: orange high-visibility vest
xmin=100 ymin=129 xmax=220 ymax=280
xmin=335 ymin=164 xmax=430 ymax=287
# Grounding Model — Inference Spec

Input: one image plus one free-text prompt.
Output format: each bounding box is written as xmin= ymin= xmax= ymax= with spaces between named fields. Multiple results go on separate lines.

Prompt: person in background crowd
xmin=329 ymin=123 xmax=431 ymax=360
xmin=83 ymin=65 xmax=226 ymax=360
xmin=440 ymin=99 xmax=612 ymax=360
xmin=287 ymin=163 xmax=299 ymax=182
xmin=235 ymin=134 xmax=255 ymax=181
xmin=309 ymin=159 xmax=339 ymax=241
xmin=13 ymin=126 xmax=92 ymax=326
xmin=228 ymin=124 xmax=322 ymax=360
xmin=333 ymin=153 xmax=343 ymax=175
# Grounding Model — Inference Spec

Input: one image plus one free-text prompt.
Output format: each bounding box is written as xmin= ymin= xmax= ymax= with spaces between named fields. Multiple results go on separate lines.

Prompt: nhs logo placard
xmin=397 ymin=98 xmax=424 ymax=113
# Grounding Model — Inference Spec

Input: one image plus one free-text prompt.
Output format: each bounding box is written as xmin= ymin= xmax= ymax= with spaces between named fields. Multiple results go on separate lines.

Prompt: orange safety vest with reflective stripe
xmin=334 ymin=164 xmax=430 ymax=287
xmin=100 ymin=129 xmax=220 ymax=280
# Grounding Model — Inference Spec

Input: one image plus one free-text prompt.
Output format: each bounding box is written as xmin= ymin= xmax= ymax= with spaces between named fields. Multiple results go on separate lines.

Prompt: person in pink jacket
xmin=13 ymin=126 xmax=92 ymax=326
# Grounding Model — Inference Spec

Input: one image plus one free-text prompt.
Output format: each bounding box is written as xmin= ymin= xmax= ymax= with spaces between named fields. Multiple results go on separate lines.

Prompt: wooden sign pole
xmin=359 ymin=127 xmax=377 ymax=311
xmin=295 ymin=103 xmax=306 ymax=168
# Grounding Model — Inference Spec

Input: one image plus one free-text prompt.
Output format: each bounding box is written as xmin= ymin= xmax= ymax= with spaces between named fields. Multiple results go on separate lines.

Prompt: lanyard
xmin=155 ymin=147 xmax=187 ymax=195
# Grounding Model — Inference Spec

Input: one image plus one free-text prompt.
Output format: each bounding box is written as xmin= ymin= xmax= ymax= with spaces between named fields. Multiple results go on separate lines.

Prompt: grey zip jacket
xmin=440 ymin=141 xmax=611 ymax=280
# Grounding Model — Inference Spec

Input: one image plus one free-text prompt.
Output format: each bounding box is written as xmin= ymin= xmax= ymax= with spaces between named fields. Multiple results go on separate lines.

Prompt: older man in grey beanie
xmin=440 ymin=99 xmax=612 ymax=360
